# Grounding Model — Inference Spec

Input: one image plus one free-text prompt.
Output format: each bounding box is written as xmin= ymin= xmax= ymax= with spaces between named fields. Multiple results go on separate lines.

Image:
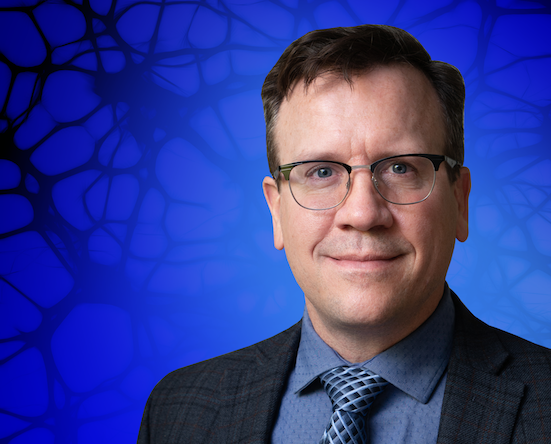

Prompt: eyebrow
xmin=290 ymin=149 xmax=413 ymax=164
xmin=289 ymin=150 xmax=342 ymax=163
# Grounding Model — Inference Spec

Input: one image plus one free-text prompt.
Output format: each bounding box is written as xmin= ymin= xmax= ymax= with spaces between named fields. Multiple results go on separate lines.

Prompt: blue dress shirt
xmin=272 ymin=285 xmax=455 ymax=443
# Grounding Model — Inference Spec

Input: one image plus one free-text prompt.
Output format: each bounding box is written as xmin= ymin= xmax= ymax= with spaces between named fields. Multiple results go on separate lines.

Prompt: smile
xmin=328 ymin=254 xmax=403 ymax=272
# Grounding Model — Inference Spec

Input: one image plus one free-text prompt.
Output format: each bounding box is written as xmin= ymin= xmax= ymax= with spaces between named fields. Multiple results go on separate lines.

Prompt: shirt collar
xmin=293 ymin=284 xmax=455 ymax=404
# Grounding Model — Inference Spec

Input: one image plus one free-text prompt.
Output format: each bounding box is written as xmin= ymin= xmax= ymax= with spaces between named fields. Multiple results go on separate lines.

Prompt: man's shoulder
xmin=451 ymin=291 xmax=551 ymax=380
xmin=443 ymin=292 xmax=551 ymax=443
xmin=491 ymin=321 xmax=550 ymax=354
xmin=151 ymin=320 xmax=302 ymax=397
xmin=138 ymin=322 xmax=302 ymax=443
xmin=482 ymin=318 xmax=551 ymax=378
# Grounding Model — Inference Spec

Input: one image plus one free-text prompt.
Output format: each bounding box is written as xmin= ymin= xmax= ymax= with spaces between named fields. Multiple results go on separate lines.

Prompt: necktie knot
xmin=319 ymin=366 xmax=388 ymax=444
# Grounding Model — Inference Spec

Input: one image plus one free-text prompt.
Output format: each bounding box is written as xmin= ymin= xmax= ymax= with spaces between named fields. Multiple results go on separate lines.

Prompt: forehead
xmin=274 ymin=65 xmax=446 ymax=163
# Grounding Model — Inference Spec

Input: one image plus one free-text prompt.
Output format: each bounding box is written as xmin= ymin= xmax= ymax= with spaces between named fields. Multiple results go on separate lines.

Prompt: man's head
xmin=261 ymin=24 xmax=465 ymax=182
xmin=261 ymin=25 xmax=470 ymax=360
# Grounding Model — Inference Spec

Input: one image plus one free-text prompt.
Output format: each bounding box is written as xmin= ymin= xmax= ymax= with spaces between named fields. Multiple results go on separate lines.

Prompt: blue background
xmin=1 ymin=0 xmax=550 ymax=442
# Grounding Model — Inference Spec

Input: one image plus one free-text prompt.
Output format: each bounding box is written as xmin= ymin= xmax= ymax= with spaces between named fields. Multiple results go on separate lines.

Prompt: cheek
xmin=416 ymin=201 xmax=458 ymax=269
xmin=280 ymin=200 xmax=333 ymax=256
xmin=392 ymin=200 xmax=455 ymax=259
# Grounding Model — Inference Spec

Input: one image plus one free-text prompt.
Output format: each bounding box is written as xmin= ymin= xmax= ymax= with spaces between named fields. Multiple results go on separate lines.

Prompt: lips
xmin=318 ymin=235 xmax=411 ymax=266
xmin=332 ymin=254 xmax=399 ymax=261
xmin=325 ymin=253 xmax=404 ymax=275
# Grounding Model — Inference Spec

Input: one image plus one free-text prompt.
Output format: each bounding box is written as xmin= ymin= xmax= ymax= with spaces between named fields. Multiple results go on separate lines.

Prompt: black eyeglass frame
xmin=271 ymin=153 xmax=462 ymax=210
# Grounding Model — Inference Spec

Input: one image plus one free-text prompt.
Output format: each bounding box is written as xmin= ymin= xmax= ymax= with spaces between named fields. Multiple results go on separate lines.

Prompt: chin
xmin=331 ymin=292 xmax=404 ymax=328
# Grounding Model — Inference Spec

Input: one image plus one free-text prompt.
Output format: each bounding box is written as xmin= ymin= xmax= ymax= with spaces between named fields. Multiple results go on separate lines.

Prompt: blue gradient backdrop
xmin=1 ymin=0 xmax=550 ymax=442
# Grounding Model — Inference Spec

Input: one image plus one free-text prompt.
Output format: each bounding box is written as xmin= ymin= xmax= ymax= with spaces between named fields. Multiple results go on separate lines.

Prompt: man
xmin=138 ymin=25 xmax=551 ymax=443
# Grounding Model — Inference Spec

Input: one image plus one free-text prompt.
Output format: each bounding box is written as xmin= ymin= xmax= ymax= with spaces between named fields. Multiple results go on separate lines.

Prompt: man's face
xmin=263 ymin=65 xmax=470 ymax=346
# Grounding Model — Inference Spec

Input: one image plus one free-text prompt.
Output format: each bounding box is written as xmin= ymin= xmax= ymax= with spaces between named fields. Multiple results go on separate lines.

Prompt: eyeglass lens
xmin=288 ymin=156 xmax=437 ymax=210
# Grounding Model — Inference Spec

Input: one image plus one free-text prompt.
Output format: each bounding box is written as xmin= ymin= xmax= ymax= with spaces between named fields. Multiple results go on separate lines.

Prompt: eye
xmin=300 ymin=162 xmax=345 ymax=184
xmin=392 ymin=163 xmax=408 ymax=174
xmin=316 ymin=167 xmax=333 ymax=178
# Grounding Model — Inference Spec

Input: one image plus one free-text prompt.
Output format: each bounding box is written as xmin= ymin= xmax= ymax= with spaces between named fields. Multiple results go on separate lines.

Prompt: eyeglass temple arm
xmin=425 ymin=155 xmax=462 ymax=170
xmin=445 ymin=156 xmax=461 ymax=169
xmin=272 ymin=165 xmax=293 ymax=181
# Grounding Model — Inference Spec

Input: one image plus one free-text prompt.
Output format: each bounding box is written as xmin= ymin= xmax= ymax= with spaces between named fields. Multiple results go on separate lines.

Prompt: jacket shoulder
xmin=494 ymin=325 xmax=551 ymax=361
xmin=453 ymin=292 xmax=551 ymax=380
xmin=138 ymin=321 xmax=301 ymax=444
xmin=444 ymin=292 xmax=551 ymax=443
xmin=152 ymin=320 xmax=301 ymax=394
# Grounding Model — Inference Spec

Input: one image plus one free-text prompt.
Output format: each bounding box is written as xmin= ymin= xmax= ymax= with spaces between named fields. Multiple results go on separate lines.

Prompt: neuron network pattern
xmin=1 ymin=0 xmax=550 ymax=442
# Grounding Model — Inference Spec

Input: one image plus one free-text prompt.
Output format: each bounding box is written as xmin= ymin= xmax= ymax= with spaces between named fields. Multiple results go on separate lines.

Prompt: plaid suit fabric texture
xmin=319 ymin=366 xmax=388 ymax=444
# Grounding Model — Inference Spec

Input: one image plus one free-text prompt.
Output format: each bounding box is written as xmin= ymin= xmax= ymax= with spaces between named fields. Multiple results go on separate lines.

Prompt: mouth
xmin=328 ymin=254 xmax=403 ymax=272
xmin=332 ymin=254 xmax=399 ymax=261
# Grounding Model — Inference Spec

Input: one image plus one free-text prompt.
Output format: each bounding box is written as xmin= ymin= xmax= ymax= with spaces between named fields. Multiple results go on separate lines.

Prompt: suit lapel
xmin=437 ymin=293 xmax=525 ymax=444
xmin=220 ymin=322 xmax=301 ymax=444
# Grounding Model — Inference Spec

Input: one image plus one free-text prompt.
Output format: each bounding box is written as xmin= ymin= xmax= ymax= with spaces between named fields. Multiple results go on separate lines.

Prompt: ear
xmin=263 ymin=176 xmax=284 ymax=250
xmin=454 ymin=167 xmax=471 ymax=242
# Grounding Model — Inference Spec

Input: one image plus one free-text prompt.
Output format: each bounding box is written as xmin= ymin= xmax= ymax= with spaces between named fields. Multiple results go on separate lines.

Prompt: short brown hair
xmin=261 ymin=24 xmax=465 ymax=180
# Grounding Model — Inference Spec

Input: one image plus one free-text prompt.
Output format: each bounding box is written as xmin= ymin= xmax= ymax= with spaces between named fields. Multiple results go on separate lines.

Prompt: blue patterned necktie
xmin=319 ymin=366 xmax=388 ymax=444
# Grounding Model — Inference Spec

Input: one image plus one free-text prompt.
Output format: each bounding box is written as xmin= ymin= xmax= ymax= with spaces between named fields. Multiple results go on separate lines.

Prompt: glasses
xmin=272 ymin=154 xmax=461 ymax=210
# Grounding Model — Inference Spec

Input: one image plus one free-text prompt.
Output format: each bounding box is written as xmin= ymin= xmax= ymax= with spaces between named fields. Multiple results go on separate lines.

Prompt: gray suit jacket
xmin=138 ymin=293 xmax=551 ymax=443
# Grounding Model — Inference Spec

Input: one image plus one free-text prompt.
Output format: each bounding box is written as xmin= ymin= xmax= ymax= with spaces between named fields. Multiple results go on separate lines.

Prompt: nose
xmin=333 ymin=168 xmax=393 ymax=232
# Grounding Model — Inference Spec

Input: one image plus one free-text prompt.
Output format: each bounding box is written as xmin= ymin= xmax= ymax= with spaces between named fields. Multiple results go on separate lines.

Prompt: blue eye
xmin=317 ymin=167 xmax=333 ymax=178
xmin=392 ymin=163 xmax=407 ymax=174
